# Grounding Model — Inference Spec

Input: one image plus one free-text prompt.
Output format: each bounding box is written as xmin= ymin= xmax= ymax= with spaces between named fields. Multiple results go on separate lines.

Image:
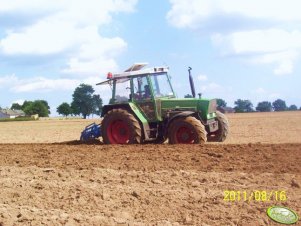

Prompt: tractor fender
xmin=101 ymin=104 xmax=130 ymax=117
xmin=164 ymin=111 xmax=200 ymax=137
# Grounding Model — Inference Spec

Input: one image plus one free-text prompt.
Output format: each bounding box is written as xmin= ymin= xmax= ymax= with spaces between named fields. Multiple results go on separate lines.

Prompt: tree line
xmin=184 ymin=95 xmax=300 ymax=112
xmin=219 ymin=98 xmax=300 ymax=112
xmin=6 ymin=84 xmax=102 ymax=118
xmin=5 ymin=87 xmax=300 ymax=118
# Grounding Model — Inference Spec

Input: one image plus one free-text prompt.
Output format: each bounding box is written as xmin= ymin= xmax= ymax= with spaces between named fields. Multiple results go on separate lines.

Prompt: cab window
xmin=132 ymin=76 xmax=151 ymax=101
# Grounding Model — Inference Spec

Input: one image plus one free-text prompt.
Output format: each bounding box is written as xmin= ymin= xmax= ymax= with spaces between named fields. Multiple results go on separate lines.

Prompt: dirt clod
xmin=131 ymin=191 xmax=139 ymax=198
xmin=291 ymin=179 xmax=300 ymax=188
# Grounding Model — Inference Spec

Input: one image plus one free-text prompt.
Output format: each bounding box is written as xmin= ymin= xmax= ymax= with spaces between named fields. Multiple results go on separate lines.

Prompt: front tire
xmin=207 ymin=111 xmax=229 ymax=142
xmin=168 ymin=116 xmax=207 ymax=144
xmin=102 ymin=109 xmax=142 ymax=144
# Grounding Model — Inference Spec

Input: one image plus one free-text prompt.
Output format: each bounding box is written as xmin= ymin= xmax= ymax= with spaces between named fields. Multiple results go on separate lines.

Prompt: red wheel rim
xmin=107 ymin=120 xmax=130 ymax=144
xmin=175 ymin=126 xmax=195 ymax=143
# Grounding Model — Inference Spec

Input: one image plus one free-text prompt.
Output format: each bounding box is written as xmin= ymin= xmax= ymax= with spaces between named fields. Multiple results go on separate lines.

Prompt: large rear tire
xmin=207 ymin=111 xmax=229 ymax=142
xmin=168 ymin=116 xmax=207 ymax=144
xmin=102 ymin=109 xmax=142 ymax=144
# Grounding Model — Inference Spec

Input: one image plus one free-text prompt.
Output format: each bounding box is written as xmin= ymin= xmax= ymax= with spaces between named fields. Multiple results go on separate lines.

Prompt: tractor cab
xmin=105 ymin=65 xmax=175 ymax=103
xmin=98 ymin=64 xmax=175 ymax=122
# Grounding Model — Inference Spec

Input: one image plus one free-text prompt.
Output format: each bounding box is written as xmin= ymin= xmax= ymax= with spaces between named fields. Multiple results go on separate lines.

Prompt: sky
xmin=0 ymin=0 xmax=300 ymax=116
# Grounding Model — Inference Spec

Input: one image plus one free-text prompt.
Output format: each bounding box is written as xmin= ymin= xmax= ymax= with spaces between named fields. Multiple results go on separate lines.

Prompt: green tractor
xmin=93 ymin=63 xmax=229 ymax=144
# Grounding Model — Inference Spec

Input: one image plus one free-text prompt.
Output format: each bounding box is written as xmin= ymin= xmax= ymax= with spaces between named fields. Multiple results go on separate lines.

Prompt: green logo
xmin=267 ymin=206 xmax=299 ymax=224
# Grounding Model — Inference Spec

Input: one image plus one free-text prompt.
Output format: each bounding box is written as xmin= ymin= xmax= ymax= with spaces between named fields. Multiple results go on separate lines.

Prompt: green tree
xmin=37 ymin=100 xmax=51 ymax=115
xmin=22 ymin=101 xmax=33 ymax=110
xmin=256 ymin=101 xmax=272 ymax=112
xmin=184 ymin=94 xmax=193 ymax=98
xmin=288 ymin=104 xmax=298 ymax=111
xmin=71 ymin=101 xmax=80 ymax=116
xmin=216 ymin=98 xmax=227 ymax=108
xmin=11 ymin=103 xmax=22 ymax=110
xmin=23 ymin=100 xmax=49 ymax=117
xmin=234 ymin=99 xmax=254 ymax=113
xmin=92 ymin=94 xmax=103 ymax=116
xmin=71 ymin=84 xmax=95 ymax=119
xmin=272 ymin=99 xmax=287 ymax=111
xmin=57 ymin=102 xmax=72 ymax=117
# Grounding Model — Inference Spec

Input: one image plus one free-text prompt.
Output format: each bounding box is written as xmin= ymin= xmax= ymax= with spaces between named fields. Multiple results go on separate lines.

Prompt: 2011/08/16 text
xmin=223 ymin=190 xmax=287 ymax=202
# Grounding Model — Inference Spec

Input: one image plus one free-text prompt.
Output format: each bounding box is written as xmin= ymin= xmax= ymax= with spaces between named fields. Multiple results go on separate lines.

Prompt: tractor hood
xmin=158 ymin=98 xmax=217 ymax=121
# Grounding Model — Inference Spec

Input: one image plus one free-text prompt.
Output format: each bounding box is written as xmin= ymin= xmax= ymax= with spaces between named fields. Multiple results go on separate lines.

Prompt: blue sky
xmin=0 ymin=0 xmax=300 ymax=115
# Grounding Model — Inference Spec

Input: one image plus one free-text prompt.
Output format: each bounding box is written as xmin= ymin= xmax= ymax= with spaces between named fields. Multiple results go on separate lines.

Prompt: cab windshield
xmin=150 ymin=73 xmax=175 ymax=98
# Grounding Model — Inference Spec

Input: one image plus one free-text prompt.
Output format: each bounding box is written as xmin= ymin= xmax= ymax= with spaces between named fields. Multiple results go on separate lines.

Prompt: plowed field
xmin=0 ymin=112 xmax=300 ymax=225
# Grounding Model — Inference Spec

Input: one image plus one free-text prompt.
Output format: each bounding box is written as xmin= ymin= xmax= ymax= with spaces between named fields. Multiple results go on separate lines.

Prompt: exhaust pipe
xmin=188 ymin=67 xmax=196 ymax=98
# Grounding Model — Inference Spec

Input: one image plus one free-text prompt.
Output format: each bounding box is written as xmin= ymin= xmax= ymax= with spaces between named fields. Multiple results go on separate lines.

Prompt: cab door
xmin=131 ymin=76 xmax=157 ymax=122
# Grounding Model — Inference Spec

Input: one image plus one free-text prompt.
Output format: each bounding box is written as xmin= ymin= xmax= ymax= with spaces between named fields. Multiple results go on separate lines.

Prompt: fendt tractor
xmin=80 ymin=63 xmax=229 ymax=144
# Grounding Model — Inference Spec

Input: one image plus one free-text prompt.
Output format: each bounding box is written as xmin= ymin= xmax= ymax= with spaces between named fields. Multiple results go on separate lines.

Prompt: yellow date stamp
xmin=223 ymin=190 xmax=287 ymax=202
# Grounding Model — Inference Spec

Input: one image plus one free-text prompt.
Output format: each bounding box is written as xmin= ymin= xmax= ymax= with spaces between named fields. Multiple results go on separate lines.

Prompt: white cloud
xmin=167 ymin=0 xmax=301 ymax=29
xmin=11 ymin=99 xmax=24 ymax=105
xmin=62 ymin=58 xmax=118 ymax=76
xmin=250 ymin=87 xmax=283 ymax=104
xmin=197 ymin=74 xmax=207 ymax=81
xmin=167 ymin=0 xmax=301 ymax=75
xmin=213 ymin=29 xmax=301 ymax=75
xmin=251 ymin=88 xmax=267 ymax=103
xmin=0 ymin=0 xmax=137 ymax=22
xmin=196 ymin=81 xmax=234 ymax=101
xmin=274 ymin=61 xmax=293 ymax=75
xmin=0 ymin=0 xmax=59 ymax=13
xmin=0 ymin=73 xmax=113 ymax=106
xmin=220 ymin=30 xmax=301 ymax=54
xmin=1 ymin=21 xmax=79 ymax=55
xmin=268 ymin=93 xmax=282 ymax=100
xmin=0 ymin=73 xmax=90 ymax=93
xmin=200 ymin=82 xmax=222 ymax=92
xmin=254 ymin=87 xmax=266 ymax=94
xmin=0 ymin=73 xmax=109 ymax=94
xmin=0 ymin=0 xmax=137 ymax=75
xmin=0 ymin=74 xmax=18 ymax=87
xmin=10 ymin=77 xmax=80 ymax=93
xmin=61 ymin=35 xmax=127 ymax=76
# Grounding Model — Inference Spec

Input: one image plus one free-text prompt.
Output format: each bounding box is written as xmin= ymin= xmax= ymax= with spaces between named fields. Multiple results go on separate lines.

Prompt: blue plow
xmin=80 ymin=123 xmax=101 ymax=142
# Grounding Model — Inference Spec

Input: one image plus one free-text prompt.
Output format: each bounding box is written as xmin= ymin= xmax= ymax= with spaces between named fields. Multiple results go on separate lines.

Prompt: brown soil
xmin=0 ymin=143 xmax=300 ymax=226
xmin=1 ymin=111 xmax=301 ymax=144
xmin=225 ymin=111 xmax=301 ymax=144
xmin=0 ymin=111 xmax=300 ymax=225
xmin=0 ymin=118 xmax=101 ymax=143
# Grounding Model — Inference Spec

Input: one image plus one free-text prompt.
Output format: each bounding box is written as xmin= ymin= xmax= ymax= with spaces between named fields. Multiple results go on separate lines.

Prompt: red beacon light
xmin=107 ymin=72 xmax=113 ymax=79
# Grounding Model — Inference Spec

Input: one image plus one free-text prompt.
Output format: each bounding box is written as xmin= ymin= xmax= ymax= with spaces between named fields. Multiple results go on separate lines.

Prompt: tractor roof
xmin=96 ymin=63 xmax=169 ymax=85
